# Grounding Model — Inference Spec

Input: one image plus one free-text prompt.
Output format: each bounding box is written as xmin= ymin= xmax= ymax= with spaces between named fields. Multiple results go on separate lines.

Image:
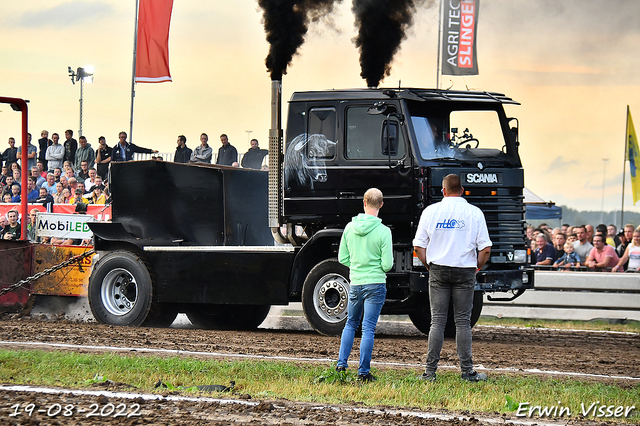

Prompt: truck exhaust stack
xmin=268 ymin=80 xmax=287 ymax=243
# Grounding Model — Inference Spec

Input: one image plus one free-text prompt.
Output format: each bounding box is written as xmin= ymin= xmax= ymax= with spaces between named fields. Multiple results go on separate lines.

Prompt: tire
xmin=186 ymin=304 xmax=271 ymax=330
xmin=409 ymin=291 xmax=484 ymax=338
xmin=301 ymin=258 xmax=350 ymax=336
xmin=88 ymin=250 xmax=158 ymax=326
xmin=142 ymin=303 xmax=180 ymax=328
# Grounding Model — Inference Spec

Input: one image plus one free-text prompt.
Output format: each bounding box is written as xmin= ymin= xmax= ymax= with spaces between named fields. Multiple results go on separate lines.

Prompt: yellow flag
xmin=627 ymin=107 xmax=640 ymax=204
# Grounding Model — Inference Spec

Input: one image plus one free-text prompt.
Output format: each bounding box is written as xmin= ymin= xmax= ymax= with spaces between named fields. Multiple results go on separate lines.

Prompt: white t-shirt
xmin=413 ymin=196 xmax=492 ymax=268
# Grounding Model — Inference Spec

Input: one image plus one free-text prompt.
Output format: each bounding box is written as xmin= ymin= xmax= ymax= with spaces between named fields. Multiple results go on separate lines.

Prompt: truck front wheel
xmin=302 ymin=259 xmax=350 ymax=336
xmin=88 ymin=250 xmax=167 ymax=327
xmin=409 ymin=291 xmax=484 ymax=337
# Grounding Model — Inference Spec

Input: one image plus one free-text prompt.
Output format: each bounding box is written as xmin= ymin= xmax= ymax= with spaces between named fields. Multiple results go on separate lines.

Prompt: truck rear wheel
xmin=409 ymin=291 xmax=484 ymax=337
xmin=302 ymin=259 xmax=350 ymax=336
xmin=88 ymin=250 xmax=163 ymax=327
xmin=186 ymin=304 xmax=271 ymax=330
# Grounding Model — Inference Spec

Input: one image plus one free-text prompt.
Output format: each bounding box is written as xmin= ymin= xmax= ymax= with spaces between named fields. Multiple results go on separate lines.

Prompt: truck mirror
xmin=382 ymin=120 xmax=399 ymax=156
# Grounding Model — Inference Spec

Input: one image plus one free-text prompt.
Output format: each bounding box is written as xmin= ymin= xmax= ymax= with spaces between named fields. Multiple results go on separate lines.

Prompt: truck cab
xmin=277 ymin=88 xmax=534 ymax=334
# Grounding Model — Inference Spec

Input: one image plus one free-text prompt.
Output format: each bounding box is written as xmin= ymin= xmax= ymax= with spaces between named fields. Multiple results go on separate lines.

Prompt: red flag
xmin=135 ymin=0 xmax=174 ymax=83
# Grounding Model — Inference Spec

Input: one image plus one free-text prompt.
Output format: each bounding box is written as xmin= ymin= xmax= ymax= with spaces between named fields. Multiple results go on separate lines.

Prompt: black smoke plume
xmin=352 ymin=0 xmax=429 ymax=87
xmin=259 ymin=0 xmax=341 ymax=81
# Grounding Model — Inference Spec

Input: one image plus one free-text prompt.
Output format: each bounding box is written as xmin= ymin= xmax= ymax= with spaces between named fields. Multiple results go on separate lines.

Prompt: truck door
xmin=337 ymin=104 xmax=414 ymax=227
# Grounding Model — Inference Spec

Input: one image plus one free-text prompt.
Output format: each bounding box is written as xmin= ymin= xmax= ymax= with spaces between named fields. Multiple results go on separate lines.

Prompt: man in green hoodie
xmin=336 ymin=188 xmax=393 ymax=382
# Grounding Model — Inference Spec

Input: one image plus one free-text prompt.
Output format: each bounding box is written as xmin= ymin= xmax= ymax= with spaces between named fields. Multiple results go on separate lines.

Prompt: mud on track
xmin=0 ymin=315 xmax=638 ymax=425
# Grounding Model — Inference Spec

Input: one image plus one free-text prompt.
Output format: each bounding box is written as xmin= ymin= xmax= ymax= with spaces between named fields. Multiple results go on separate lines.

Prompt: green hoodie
xmin=338 ymin=213 xmax=393 ymax=285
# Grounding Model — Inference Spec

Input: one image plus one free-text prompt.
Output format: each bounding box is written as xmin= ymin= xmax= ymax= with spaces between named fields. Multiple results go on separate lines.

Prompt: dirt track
xmin=0 ymin=314 xmax=638 ymax=425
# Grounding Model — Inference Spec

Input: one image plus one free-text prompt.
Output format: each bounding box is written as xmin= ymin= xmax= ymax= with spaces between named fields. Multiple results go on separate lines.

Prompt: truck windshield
xmin=410 ymin=107 xmax=518 ymax=163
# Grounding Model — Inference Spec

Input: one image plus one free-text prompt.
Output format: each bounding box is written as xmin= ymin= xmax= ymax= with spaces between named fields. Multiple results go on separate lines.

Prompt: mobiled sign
xmin=35 ymin=212 xmax=94 ymax=240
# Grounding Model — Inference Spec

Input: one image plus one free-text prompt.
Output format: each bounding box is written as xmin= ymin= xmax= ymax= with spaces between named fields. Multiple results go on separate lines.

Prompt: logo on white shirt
xmin=435 ymin=219 xmax=465 ymax=229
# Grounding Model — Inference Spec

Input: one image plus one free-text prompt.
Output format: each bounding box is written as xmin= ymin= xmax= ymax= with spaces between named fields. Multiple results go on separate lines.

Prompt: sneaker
xmin=335 ymin=366 xmax=346 ymax=372
xmin=357 ymin=373 xmax=377 ymax=382
xmin=461 ymin=370 xmax=487 ymax=382
xmin=418 ymin=372 xmax=436 ymax=382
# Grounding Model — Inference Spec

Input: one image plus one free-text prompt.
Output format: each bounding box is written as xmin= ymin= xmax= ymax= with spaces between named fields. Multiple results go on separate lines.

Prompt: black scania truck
xmin=88 ymin=84 xmax=534 ymax=335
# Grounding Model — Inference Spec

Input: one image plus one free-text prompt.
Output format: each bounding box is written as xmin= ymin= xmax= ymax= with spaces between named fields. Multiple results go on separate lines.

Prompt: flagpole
xmin=129 ymin=0 xmax=140 ymax=143
xmin=621 ymin=105 xmax=629 ymax=227
xmin=435 ymin=0 xmax=443 ymax=89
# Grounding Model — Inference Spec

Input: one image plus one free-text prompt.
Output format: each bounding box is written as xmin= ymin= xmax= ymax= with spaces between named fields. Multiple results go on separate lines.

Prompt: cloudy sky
xmin=1 ymin=0 xmax=640 ymax=214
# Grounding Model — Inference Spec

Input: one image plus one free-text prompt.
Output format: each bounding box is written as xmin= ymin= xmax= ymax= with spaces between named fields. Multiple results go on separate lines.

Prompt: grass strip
xmin=0 ymin=349 xmax=638 ymax=422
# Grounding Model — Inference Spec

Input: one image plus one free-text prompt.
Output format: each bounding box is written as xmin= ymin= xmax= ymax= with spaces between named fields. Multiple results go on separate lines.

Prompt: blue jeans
xmin=425 ymin=264 xmax=476 ymax=374
xmin=337 ymin=283 xmax=387 ymax=375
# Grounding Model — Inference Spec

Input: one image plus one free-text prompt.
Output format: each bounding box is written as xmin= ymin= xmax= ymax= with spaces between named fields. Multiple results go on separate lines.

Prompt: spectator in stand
xmin=2 ymin=137 xmax=18 ymax=169
xmin=0 ymin=215 xmax=6 ymax=233
xmin=89 ymin=185 xmax=106 ymax=204
xmin=26 ymin=176 xmax=39 ymax=201
xmin=59 ymin=175 xmax=69 ymax=191
xmin=572 ymin=225 xmax=594 ymax=264
xmin=53 ymin=167 xmax=62 ymax=182
xmin=53 ymin=183 xmax=65 ymax=203
xmin=74 ymin=136 xmax=95 ymax=171
xmin=35 ymin=187 xmax=54 ymax=212
xmin=2 ymin=193 xmax=11 ymax=203
xmin=596 ymin=224 xmax=608 ymax=244
xmin=45 ymin=133 xmax=65 ymax=171
xmin=37 ymin=161 xmax=47 ymax=178
xmin=241 ymin=138 xmax=268 ymax=170
xmin=190 ymin=133 xmax=213 ymax=164
xmin=607 ymin=224 xmax=619 ymax=247
xmin=61 ymin=188 xmax=71 ymax=204
xmin=616 ymin=231 xmax=628 ymax=257
xmin=64 ymin=168 xmax=75 ymax=179
xmin=586 ymin=234 xmax=619 ymax=269
xmin=70 ymin=188 xmax=89 ymax=205
xmin=111 ymin=131 xmax=158 ymax=162
xmin=553 ymin=232 xmax=566 ymax=260
xmin=76 ymin=161 xmax=89 ymax=180
xmin=0 ymin=166 xmax=9 ymax=186
xmin=553 ymin=242 xmax=581 ymax=269
xmin=566 ymin=233 xmax=577 ymax=244
xmin=77 ymin=182 xmax=89 ymax=196
xmin=613 ymin=229 xmax=640 ymax=272
xmin=68 ymin=177 xmax=78 ymax=193
xmin=85 ymin=168 xmax=98 ymax=191
xmin=533 ymin=234 xmax=555 ymax=265
xmin=42 ymin=173 xmax=57 ymax=195
xmin=12 ymin=169 xmax=20 ymax=186
xmin=2 ymin=176 xmax=15 ymax=198
xmin=216 ymin=134 xmax=237 ymax=166
xmin=525 ymin=225 xmax=534 ymax=246
xmin=38 ymin=130 xmax=52 ymax=171
xmin=10 ymin=184 xmax=21 ymax=203
xmin=585 ymin=224 xmax=595 ymax=244
xmin=561 ymin=223 xmax=570 ymax=233
xmin=17 ymin=133 xmax=37 ymax=170
xmin=31 ymin=166 xmax=45 ymax=188
xmin=95 ymin=136 xmax=111 ymax=182
xmin=1 ymin=209 xmax=20 ymax=240
xmin=174 ymin=135 xmax=192 ymax=163
xmin=27 ymin=208 xmax=39 ymax=242
xmin=63 ymin=129 xmax=77 ymax=164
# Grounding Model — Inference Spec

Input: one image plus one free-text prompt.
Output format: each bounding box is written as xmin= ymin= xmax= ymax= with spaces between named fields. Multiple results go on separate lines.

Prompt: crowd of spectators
xmin=527 ymin=222 xmax=640 ymax=272
xmin=0 ymin=130 xmax=270 ymax=210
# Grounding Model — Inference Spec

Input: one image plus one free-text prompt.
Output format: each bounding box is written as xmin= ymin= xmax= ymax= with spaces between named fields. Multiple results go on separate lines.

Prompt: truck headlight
xmin=513 ymin=250 xmax=527 ymax=263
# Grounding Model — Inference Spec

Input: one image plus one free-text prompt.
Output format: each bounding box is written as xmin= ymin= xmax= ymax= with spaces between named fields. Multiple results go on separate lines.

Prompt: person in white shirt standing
xmin=413 ymin=174 xmax=492 ymax=382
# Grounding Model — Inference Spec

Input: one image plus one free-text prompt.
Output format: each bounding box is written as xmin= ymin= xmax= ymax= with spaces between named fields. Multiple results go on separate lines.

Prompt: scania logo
xmin=465 ymin=173 xmax=498 ymax=184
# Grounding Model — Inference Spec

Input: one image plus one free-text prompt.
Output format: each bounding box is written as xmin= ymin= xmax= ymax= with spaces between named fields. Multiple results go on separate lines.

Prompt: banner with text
xmin=35 ymin=212 xmax=94 ymax=240
xmin=441 ymin=0 xmax=480 ymax=76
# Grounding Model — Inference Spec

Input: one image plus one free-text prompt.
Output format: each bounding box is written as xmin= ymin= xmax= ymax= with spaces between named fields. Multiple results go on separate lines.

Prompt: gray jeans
xmin=425 ymin=263 xmax=476 ymax=374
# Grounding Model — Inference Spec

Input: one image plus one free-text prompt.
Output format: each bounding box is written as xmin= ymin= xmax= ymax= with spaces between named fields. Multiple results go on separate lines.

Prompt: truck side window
xmin=307 ymin=107 xmax=336 ymax=159
xmin=346 ymin=106 xmax=405 ymax=159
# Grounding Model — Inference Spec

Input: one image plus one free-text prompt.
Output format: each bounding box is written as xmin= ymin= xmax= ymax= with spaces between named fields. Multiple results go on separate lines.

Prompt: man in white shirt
xmin=413 ymin=174 xmax=492 ymax=382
